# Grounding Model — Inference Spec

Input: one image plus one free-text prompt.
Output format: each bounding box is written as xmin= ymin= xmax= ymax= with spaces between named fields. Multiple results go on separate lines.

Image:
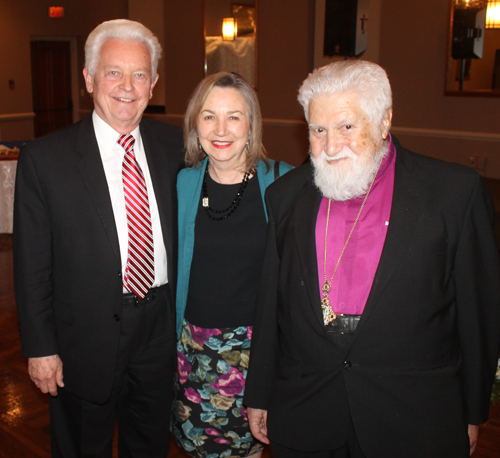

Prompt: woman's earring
xmin=198 ymin=137 xmax=205 ymax=155
xmin=245 ymin=140 xmax=250 ymax=155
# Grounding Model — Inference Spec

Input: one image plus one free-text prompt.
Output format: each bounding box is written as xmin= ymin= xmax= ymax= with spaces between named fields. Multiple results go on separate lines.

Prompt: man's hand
xmin=247 ymin=407 xmax=269 ymax=444
xmin=28 ymin=355 xmax=64 ymax=396
xmin=468 ymin=424 xmax=479 ymax=456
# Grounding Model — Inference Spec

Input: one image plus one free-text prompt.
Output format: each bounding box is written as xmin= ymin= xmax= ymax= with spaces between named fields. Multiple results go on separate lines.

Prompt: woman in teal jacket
xmin=172 ymin=72 xmax=292 ymax=458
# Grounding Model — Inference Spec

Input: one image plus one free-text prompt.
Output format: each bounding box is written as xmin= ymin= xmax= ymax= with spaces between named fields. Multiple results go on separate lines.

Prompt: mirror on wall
xmin=445 ymin=0 xmax=500 ymax=95
xmin=204 ymin=1 xmax=257 ymax=87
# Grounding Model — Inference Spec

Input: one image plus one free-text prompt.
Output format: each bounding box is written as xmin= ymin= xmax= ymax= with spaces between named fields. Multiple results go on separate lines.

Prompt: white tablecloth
xmin=0 ymin=159 xmax=17 ymax=233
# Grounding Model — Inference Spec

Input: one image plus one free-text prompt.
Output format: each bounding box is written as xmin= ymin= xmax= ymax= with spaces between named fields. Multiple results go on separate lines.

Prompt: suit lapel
xmin=140 ymin=119 xmax=176 ymax=277
xmin=75 ymin=115 xmax=121 ymax=262
xmin=294 ymin=177 xmax=325 ymax=328
xmin=355 ymin=149 xmax=423 ymax=334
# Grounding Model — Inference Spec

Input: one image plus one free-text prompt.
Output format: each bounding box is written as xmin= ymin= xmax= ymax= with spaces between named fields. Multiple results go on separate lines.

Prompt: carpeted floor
xmin=0 ymin=234 xmax=13 ymax=252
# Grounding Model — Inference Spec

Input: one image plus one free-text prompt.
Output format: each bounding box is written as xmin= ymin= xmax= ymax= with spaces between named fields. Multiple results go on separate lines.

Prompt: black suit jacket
xmin=14 ymin=114 xmax=184 ymax=404
xmin=244 ymin=140 xmax=500 ymax=457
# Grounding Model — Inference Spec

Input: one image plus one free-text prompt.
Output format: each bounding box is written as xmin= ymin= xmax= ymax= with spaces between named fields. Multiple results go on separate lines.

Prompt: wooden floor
xmin=0 ymin=246 xmax=498 ymax=457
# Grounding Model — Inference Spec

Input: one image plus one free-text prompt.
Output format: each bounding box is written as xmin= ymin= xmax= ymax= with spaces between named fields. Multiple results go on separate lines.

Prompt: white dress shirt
xmin=92 ymin=111 xmax=168 ymax=290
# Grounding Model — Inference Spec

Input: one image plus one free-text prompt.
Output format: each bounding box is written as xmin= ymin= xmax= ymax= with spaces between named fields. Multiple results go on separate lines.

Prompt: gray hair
xmin=298 ymin=60 xmax=392 ymax=128
xmin=84 ymin=19 xmax=162 ymax=77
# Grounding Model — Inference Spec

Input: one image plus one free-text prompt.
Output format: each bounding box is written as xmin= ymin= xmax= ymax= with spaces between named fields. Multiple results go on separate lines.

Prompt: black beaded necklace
xmin=202 ymin=162 xmax=250 ymax=221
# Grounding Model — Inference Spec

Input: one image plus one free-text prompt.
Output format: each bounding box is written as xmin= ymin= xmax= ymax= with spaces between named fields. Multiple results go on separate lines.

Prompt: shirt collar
xmin=92 ymin=110 xmax=142 ymax=154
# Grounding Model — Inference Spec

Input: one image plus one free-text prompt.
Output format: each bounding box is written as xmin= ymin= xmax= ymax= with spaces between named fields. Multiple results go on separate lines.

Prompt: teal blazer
xmin=176 ymin=157 xmax=293 ymax=336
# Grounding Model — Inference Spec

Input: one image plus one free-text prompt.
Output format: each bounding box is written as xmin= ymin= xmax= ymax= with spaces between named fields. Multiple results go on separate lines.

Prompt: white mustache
xmin=322 ymin=148 xmax=357 ymax=162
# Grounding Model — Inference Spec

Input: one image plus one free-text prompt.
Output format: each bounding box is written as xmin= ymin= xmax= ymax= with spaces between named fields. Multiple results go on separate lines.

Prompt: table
xmin=0 ymin=156 xmax=17 ymax=234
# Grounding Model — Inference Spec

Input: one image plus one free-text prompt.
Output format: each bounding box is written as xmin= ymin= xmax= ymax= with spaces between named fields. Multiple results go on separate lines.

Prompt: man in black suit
xmin=244 ymin=60 xmax=500 ymax=458
xmin=14 ymin=19 xmax=184 ymax=457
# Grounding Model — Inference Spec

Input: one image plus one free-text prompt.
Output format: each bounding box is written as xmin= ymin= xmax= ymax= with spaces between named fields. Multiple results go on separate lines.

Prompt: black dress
xmin=172 ymin=173 xmax=267 ymax=457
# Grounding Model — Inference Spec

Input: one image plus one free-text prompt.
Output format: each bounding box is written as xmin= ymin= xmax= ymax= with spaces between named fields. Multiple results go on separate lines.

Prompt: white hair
xmin=84 ymin=19 xmax=162 ymax=77
xmin=298 ymin=60 xmax=392 ymax=131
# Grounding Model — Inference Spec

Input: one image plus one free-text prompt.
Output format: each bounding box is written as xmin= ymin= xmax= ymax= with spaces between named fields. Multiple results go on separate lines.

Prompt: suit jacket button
xmin=343 ymin=361 xmax=351 ymax=369
xmin=114 ymin=314 xmax=120 ymax=321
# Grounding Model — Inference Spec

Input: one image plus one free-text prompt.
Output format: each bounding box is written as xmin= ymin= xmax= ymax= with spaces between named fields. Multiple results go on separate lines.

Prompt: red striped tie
xmin=118 ymin=134 xmax=154 ymax=299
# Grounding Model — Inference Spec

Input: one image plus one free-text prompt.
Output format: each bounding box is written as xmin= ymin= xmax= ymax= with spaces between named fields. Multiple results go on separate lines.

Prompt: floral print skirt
xmin=171 ymin=319 xmax=264 ymax=458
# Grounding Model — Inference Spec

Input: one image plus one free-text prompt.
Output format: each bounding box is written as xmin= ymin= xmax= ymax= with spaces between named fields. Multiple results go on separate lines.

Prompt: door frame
xmin=30 ymin=36 xmax=80 ymax=124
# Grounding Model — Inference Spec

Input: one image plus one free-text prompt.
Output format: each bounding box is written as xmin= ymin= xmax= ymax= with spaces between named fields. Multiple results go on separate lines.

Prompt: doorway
xmin=30 ymin=40 xmax=75 ymax=138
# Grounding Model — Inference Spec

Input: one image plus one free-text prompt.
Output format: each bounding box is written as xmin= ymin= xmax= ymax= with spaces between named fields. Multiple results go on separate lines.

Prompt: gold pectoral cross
xmin=321 ymin=281 xmax=337 ymax=325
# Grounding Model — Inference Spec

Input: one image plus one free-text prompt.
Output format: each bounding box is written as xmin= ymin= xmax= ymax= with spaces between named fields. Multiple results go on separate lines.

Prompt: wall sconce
xmin=222 ymin=18 xmax=237 ymax=41
xmin=486 ymin=1 xmax=500 ymax=28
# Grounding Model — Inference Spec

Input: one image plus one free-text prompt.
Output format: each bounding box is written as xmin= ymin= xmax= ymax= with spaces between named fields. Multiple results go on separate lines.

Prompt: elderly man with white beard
xmin=243 ymin=60 xmax=500 ymax=458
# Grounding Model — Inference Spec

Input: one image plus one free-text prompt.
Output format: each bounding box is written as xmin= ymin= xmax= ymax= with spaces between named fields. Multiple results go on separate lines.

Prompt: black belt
xmin=123 ymin=284 xmax=168 ymax=307
xmin=325 ymin=314 xmax=361 ymax=334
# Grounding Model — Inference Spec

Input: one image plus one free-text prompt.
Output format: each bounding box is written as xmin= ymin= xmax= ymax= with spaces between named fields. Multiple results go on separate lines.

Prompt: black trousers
xmin=270 ymin=415 xmax=366 ymax=458
xmin=48 ymin=286 xmax=176 ymax=458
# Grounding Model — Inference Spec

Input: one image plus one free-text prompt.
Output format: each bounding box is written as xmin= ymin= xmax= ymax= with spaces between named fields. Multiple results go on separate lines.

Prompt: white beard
xmin=311 ymin=144 xmax=387 ymax=201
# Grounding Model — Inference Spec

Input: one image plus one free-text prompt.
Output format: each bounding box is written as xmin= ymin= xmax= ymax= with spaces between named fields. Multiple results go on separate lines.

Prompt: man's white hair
xmin=298 ymin=60 xmax=392 ymax=133
xmin=84 ymin=19 xmax=162 ymax=77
